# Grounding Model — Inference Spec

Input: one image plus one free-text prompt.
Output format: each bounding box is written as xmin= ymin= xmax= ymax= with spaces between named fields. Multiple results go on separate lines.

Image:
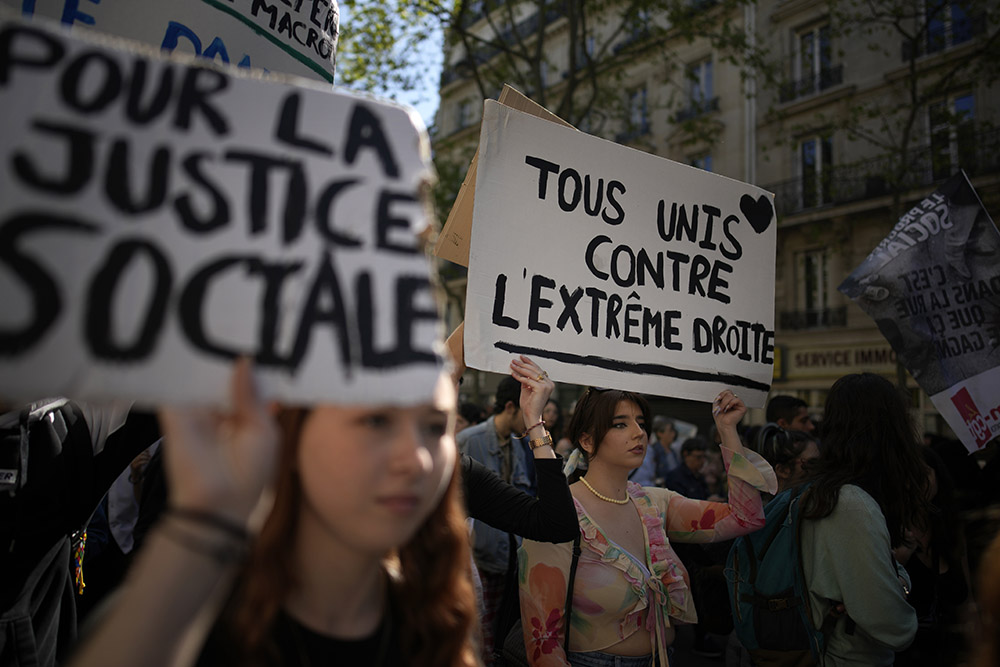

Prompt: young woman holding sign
xmin=518 ymin=387 xmax=776 ymax=667
xmin=69 ymin=357 xmax=485 ymax=667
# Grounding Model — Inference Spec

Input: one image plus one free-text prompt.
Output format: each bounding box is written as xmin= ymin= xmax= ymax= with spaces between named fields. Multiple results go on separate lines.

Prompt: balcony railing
xmin=763 ymin=125 xmax=1000 ymax=218
xmin=673 ymin=96 xmax=720 ymax=122
xmin=779 ymin=306 xmax=847 ymax=330
xmin=779 ymin=64 xmax=843 ymax=103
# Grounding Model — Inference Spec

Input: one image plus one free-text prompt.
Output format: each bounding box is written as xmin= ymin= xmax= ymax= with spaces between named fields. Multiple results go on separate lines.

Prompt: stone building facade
xmin=433 ymin=0 xmax=999 ymax=433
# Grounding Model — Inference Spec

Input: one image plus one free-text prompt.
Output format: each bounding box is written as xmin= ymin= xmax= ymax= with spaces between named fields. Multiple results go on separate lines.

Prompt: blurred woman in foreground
xmin=70 ymin=360 xmax=478 ymax=667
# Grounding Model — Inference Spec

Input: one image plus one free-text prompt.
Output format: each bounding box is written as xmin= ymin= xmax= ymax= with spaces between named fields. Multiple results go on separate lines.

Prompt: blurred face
xmin=455 ymin=414 xmax=471 ymax=433
xmin=543 ymin=402 xmax=560 ymax=429
xmin=657 ymin=424 xmax=676 ymax=446
xmin=499 ymin=402 xmax=525 ymax=437
xmin=683 ymin=449 xmax=707 ymax=474
xmin=584 ymin=400 xmax=647 ymax=469
xmin=784 ymin=440 xmax=819 ymax=488
xmin=295 ymin=375 xmax=456 ymax=556
xmin=786 ymin=407 xmax=815 ymax=433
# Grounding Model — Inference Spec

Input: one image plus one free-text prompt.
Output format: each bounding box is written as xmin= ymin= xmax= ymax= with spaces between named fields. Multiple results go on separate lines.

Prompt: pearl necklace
xmin=581 ymin=476 xmax=629 ymax=504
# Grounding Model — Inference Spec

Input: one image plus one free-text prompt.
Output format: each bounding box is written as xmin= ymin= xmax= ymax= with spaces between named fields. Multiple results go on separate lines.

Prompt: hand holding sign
xmin=159 ymin=358 xmax=278 ymax=527
xmin=510 ymin=355 xmax=555 ymax=431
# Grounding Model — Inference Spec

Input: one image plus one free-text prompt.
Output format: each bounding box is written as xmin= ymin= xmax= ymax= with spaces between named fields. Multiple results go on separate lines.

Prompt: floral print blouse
xmin=517 ymin=445 xmax=776 ymax=667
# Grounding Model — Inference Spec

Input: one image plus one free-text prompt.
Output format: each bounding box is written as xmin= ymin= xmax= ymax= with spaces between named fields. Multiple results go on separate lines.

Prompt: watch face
xmin=530 ymin=434 xmax=553 ymax=449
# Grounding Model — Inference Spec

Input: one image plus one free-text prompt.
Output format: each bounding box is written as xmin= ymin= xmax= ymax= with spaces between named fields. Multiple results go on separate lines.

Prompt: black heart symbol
xmin=740 ymin=194 xmax=774 ymax=234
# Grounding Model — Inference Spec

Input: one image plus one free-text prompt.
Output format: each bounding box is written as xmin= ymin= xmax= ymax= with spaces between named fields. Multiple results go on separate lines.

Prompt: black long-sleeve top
xmin=460 ymin=455 xmax=579 ymax=543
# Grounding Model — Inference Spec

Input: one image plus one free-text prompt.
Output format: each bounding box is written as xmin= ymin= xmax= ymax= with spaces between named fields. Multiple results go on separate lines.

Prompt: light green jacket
xmin=801 ymin=484 xmax=916 ymax=666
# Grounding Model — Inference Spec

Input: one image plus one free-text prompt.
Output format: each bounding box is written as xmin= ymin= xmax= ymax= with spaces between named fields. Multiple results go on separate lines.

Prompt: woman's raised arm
xmin=71 ymin=359 xmax=279 ymax=667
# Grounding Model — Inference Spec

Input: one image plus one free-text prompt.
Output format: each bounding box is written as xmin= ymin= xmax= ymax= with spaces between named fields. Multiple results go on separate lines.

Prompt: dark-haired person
xmin=631 ymin=416 xmax=678 ymax=487
xmin=543 ymin=399 xmax=567 ymax=451
xmin=662 ymin=438 xmax=712 ymax=500
xmin=650 ymin=416 xmax=680 ymax=484
xmin=662 ymin=436 xmax=733 ymax=657
xmin=799 ymin=373 xmax=930 ymax=665
xmin=893 ymin=447 xmax=972 ymax=667
xmin=517 ymin=387 xmax=776 ymax=666
xmin=765 ymin=395 xmax=815 ymax=434
xmin=753 ymin=424 xmax=819 ymax=496
xmin=456 ymin=401 xmax=485 ymax=433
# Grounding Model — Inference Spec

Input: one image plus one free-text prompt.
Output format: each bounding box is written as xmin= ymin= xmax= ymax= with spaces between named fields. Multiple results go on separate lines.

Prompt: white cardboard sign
xmin=5 ymin=0 xmax=338 ymax=81
xmin=0 ymin=15 xmax=442 ymax=407
xmin=465 ymin=101 xmax=776 ymax=407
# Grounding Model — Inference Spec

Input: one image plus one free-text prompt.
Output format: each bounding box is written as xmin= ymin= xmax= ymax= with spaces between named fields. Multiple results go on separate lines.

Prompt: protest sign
xmin=433 ymin=85 xmax=576 ymax=267
xmin=840 ymin=172 xmax=1000 ymax=452
xmin=0 ymin=15 xmax=442 ymax=407
xmin=464 ymin=101 xmax=777 ymax=407
xmin=4 ymin=0 xmax=338 ymax=81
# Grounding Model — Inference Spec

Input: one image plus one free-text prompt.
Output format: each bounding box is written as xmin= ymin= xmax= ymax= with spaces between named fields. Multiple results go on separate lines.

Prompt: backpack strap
xmin=563 ymin=533 xmax=582 ymax=653
xmin=793 ymin=482 xmax=830 ymax=657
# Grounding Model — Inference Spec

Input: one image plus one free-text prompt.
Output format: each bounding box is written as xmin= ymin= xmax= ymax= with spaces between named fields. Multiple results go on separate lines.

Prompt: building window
xmin=798 ymin=249 xmax=829 ymax=323
xmin=780 ymin=248 xmax=846 ymax=329
xmin=782 ymin=23 xmax=842 ymax=102
xmin=675 ymin=59 xmax=718 ymax=121
xmin=689 ymin=58 xmax=714 ymax=108
xmin=690 ymin=154 xmax=712 ymax=172
xmin=800 ymin=136 xmax=832 ymax=208
xmin=797 ymin=24 xmax=831 ymax=84
xmin=456 ymin=99 xmax=473 ymax=131
xmin=930 ymin=93 xmax=975 ymax=180
xmin=615 ymin=86 xmax=649 ymax=142
xmin=626 ymin=86 xmax=649 ymax=136
xmin=616 ymin=7 xmax=651 ymax=51
xmin=927 ymin=1 xmax=974 ymax=53
xmin=575 ymin=34 xmax=596 ymax=64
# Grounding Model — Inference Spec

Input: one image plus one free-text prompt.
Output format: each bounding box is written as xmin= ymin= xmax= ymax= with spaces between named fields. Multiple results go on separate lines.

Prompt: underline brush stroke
xmin=493 ymin=341 xmax=771 ymax=392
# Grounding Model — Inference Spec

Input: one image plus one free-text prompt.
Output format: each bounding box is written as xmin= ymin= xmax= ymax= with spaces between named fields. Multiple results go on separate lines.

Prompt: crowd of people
xmin=4 ymin=362 xmax=1000 ymax=667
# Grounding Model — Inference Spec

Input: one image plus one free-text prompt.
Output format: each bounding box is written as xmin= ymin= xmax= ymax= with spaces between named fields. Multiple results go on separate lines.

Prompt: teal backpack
xmin=725 ymin=483 xmax=836 ymax=666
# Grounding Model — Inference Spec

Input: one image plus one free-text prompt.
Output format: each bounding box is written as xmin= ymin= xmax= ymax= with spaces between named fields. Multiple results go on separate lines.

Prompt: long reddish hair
xmin=224 ymin=408 xmax=477 ymax=666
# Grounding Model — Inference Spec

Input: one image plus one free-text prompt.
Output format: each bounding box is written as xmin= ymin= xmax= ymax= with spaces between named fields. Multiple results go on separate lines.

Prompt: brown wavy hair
xmin=223 ymin=408 xmax=478 ymax=667
xmin=801 ymin=373 xmax=931 ymax=546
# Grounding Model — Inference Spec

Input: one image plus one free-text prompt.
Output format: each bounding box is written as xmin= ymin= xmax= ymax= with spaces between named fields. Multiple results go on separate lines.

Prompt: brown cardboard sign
xmin=433 ymin=85 xmax=575 ymax=267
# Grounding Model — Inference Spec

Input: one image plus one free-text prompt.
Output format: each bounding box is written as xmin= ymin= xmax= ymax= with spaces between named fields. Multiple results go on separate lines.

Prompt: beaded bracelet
xmin=516 ymin=418 xmax=546 ymax=439
xmin=166 ymin=507 xmax=249 ymax=542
